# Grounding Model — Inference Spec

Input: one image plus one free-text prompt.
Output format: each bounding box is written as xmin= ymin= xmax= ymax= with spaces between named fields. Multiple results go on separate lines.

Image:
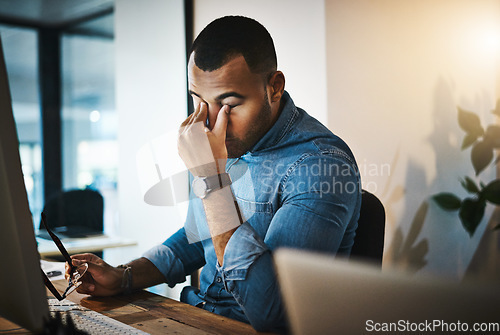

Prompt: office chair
xmin=39 ymin=188 xmax=104 ymax=237
xmin=38 ymin=188 xmax=104 ymax=259
xmin=350 ymin=190 xmax=386 ymax=266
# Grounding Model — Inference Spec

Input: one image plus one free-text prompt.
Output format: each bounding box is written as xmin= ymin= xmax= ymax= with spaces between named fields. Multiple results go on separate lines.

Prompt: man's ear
xmin=268 ymin=71 xmax=285 ymax=103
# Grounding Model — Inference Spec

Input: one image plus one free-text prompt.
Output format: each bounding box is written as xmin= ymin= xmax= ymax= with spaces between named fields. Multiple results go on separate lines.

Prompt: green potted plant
xmin=433 ymin=100 xmax=500 ymax=236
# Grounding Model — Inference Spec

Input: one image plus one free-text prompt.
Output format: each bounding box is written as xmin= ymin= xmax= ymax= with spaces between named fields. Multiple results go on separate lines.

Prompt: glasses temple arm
xmin=41 ymin=269 xmax=64 ymax=301
xmin=40 ymin=213 xmax=75 ymax=272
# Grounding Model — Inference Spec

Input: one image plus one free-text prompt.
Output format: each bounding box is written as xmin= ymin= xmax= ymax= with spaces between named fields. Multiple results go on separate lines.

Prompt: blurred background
xmin=0 ymin=0 xmax=499 ymax=299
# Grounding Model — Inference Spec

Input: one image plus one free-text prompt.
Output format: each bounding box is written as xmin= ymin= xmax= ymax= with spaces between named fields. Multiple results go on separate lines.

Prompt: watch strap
xmin=205 ymin=172 xmax=232 ymax=191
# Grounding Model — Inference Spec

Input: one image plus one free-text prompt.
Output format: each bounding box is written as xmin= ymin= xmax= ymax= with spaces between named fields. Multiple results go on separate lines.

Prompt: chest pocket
xmin=235 ymin=196 xmax=273 ymax=237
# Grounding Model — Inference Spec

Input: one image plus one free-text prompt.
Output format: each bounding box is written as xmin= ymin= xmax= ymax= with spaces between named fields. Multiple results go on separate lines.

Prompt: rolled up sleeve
xmin=143 ymin=227 xmax=205 ymax=288
xmin=216 ymin=222 xmax=283 ymax=332
xmin=216 ymin=155 xmax=360 ymax=332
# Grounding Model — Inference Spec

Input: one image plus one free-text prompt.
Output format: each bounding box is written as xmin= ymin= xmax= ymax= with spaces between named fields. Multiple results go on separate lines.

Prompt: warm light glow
xmin=89 ymin=110 xmax=101 ymax=123
xmin=481 ymin=29 xmax=500 ymax=54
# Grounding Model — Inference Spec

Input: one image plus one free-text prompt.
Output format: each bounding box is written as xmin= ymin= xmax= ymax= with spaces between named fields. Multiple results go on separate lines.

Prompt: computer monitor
xmin=0 ymin=36 xmax=49 ymax=332
xmin=275 ymin=248 xmax=500 ymax=334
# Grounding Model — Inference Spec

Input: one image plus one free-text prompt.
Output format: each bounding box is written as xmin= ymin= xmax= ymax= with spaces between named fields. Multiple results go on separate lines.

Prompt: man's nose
xmin=206 ymin=104 xmax=219 ymax=130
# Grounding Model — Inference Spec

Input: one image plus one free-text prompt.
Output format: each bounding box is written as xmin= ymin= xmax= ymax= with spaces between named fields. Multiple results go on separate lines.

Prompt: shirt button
xmin=216 ymin=277 xmax=222 ymax=283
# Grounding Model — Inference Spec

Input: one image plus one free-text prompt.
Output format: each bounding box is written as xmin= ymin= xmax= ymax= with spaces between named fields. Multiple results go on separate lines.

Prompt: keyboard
xmin=48 ymin=298 xmax=149 ymax=334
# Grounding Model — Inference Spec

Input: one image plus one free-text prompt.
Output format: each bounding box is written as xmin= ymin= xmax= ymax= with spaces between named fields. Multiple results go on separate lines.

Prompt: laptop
xmin=274 ymin=248 xmax=500 ymax=334
xmin=0 ymin=35 xmax=147 ymax=334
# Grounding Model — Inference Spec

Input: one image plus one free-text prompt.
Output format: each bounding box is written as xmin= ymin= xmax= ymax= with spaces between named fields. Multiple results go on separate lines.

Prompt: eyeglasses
xmin=40 ymin=213 xmax=88 ymax=301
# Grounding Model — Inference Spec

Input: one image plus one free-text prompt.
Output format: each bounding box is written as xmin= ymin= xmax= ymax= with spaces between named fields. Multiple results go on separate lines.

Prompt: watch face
xmin=192 ymin=177 xmax=207 ymax=198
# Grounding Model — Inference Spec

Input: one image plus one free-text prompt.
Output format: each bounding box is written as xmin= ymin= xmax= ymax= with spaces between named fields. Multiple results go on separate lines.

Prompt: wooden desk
xmin=37 ymin=235 xmax=137 ymax=257
xmin=0 ymin=280 xmax=272 ymax=335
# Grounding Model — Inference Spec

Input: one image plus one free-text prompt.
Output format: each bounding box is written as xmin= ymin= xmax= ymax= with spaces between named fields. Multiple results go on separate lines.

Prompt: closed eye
xmin=219 ymin=103 xmax=239 ymax=110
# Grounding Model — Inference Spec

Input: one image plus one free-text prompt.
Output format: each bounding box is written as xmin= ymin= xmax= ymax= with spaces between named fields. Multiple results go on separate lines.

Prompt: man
xmin=68 ymin=16 xmax=361 ymax=332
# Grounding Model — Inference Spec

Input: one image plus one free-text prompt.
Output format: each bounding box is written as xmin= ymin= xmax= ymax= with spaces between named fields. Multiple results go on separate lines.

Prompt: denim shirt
xmin=143 ymin=91 xmax=361 ymax=332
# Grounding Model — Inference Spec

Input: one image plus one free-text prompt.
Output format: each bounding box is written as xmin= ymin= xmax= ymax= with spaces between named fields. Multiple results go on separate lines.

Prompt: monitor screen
xmin=0 ymin=36 xmax=49 ymax=332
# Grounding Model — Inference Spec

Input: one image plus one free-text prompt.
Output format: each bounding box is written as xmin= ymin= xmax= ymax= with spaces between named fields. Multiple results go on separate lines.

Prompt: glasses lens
xmin=64 ymin=263 xmax=89 ymax=297
xmin=71 ymin=263 xmax=89 ymax=284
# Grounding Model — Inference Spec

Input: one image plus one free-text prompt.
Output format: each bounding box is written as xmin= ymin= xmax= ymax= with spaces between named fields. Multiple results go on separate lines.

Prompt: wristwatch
xmin=192 ymin=173 xmax=232 ymax=199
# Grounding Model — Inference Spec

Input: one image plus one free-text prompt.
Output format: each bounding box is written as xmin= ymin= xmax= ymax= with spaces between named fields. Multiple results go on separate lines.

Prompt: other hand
xmin=65 ymin=253 xmax=123 ymax=296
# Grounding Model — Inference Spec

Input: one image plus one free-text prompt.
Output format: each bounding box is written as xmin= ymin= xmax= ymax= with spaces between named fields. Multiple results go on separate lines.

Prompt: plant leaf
xmin=482 ymin=179 xmax=500 ymax=205
xmin=461 ymin=133 xmax=478 ymax=150
xmin=471 ymin=141 xmax=493 ymax=175
xmin=458 ymin=107 xmax=484 ymax=137
xmin=433 ymin=193 xmax=461 ymax=210
xmin=484 ymin=125 xmax=500 ymax=148
xmin=459 ymin=198 xmax=486 ymax=236
xmin=460 ymin=176 xmax=480 ymax=194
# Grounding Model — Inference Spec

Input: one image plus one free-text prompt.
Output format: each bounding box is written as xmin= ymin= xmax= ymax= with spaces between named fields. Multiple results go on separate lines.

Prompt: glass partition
xmin=0 ymin=24 xmax=43 ymax=225
xmin=61 ymin=14 xmax=118 ymax=235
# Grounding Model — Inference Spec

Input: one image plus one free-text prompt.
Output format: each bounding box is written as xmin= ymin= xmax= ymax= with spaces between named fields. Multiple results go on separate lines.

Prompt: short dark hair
xmin=190 ymin=16 xmax=277 ymax=76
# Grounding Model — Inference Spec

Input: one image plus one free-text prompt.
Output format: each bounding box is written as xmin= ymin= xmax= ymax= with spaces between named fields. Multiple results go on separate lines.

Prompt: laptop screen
xmin=0 ymin=35 xmax=49 ymax=332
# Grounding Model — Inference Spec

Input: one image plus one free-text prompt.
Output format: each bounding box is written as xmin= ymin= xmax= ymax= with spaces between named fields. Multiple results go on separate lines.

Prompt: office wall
xmin=325 ymin=0 xmax=500 ymax=278
xmin=112 ymin=0 xmax=325 ymax=299
xmin=112 ymin=0 xmax=188 ymax=297
xmin=110 ymin=0 xmax=498 ymax=292
xmin=193 ymin=0 xmax=327 ymax=124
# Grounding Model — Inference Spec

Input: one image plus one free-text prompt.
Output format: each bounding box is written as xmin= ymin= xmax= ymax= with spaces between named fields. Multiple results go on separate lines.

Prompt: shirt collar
xmin=246 ymin=90 xmax=298 ymax=154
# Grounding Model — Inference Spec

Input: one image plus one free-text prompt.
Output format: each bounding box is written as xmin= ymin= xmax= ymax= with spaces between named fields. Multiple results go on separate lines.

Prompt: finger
xmin=180 ymin=112 xmax=195 ymax=128
xmin=76 ymin=280 xmax=96 ymax=295
xmin=71 ymin=253 xmax=100 ymax=263
xmin=180 ymin=102 xmax=202 ymax=135
xmin=212 ymin=105 xmax=230 ymax=138
xmin=71 ymin=255 xmax=93 ymax=269
xmin=192 ymin=102 xmax=208 ymax=125
xmin=84 ymin=260 xmax=98 ymax=271
xmin=185 ymin=101 xmax=202 ymax=128
xmin=64 ymin=262 xmax=72 ymax=280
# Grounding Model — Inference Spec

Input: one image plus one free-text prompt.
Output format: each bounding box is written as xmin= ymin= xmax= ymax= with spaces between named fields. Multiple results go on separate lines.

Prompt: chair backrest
xmin=39 ymin=188 xmax=104 ymax=236
xmin=350 ymin=190 xmax=385 ymax=266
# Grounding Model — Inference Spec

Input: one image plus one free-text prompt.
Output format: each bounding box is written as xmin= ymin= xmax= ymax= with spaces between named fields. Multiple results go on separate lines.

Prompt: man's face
xmin=188 ymin=54 xmax=273 ymax=158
